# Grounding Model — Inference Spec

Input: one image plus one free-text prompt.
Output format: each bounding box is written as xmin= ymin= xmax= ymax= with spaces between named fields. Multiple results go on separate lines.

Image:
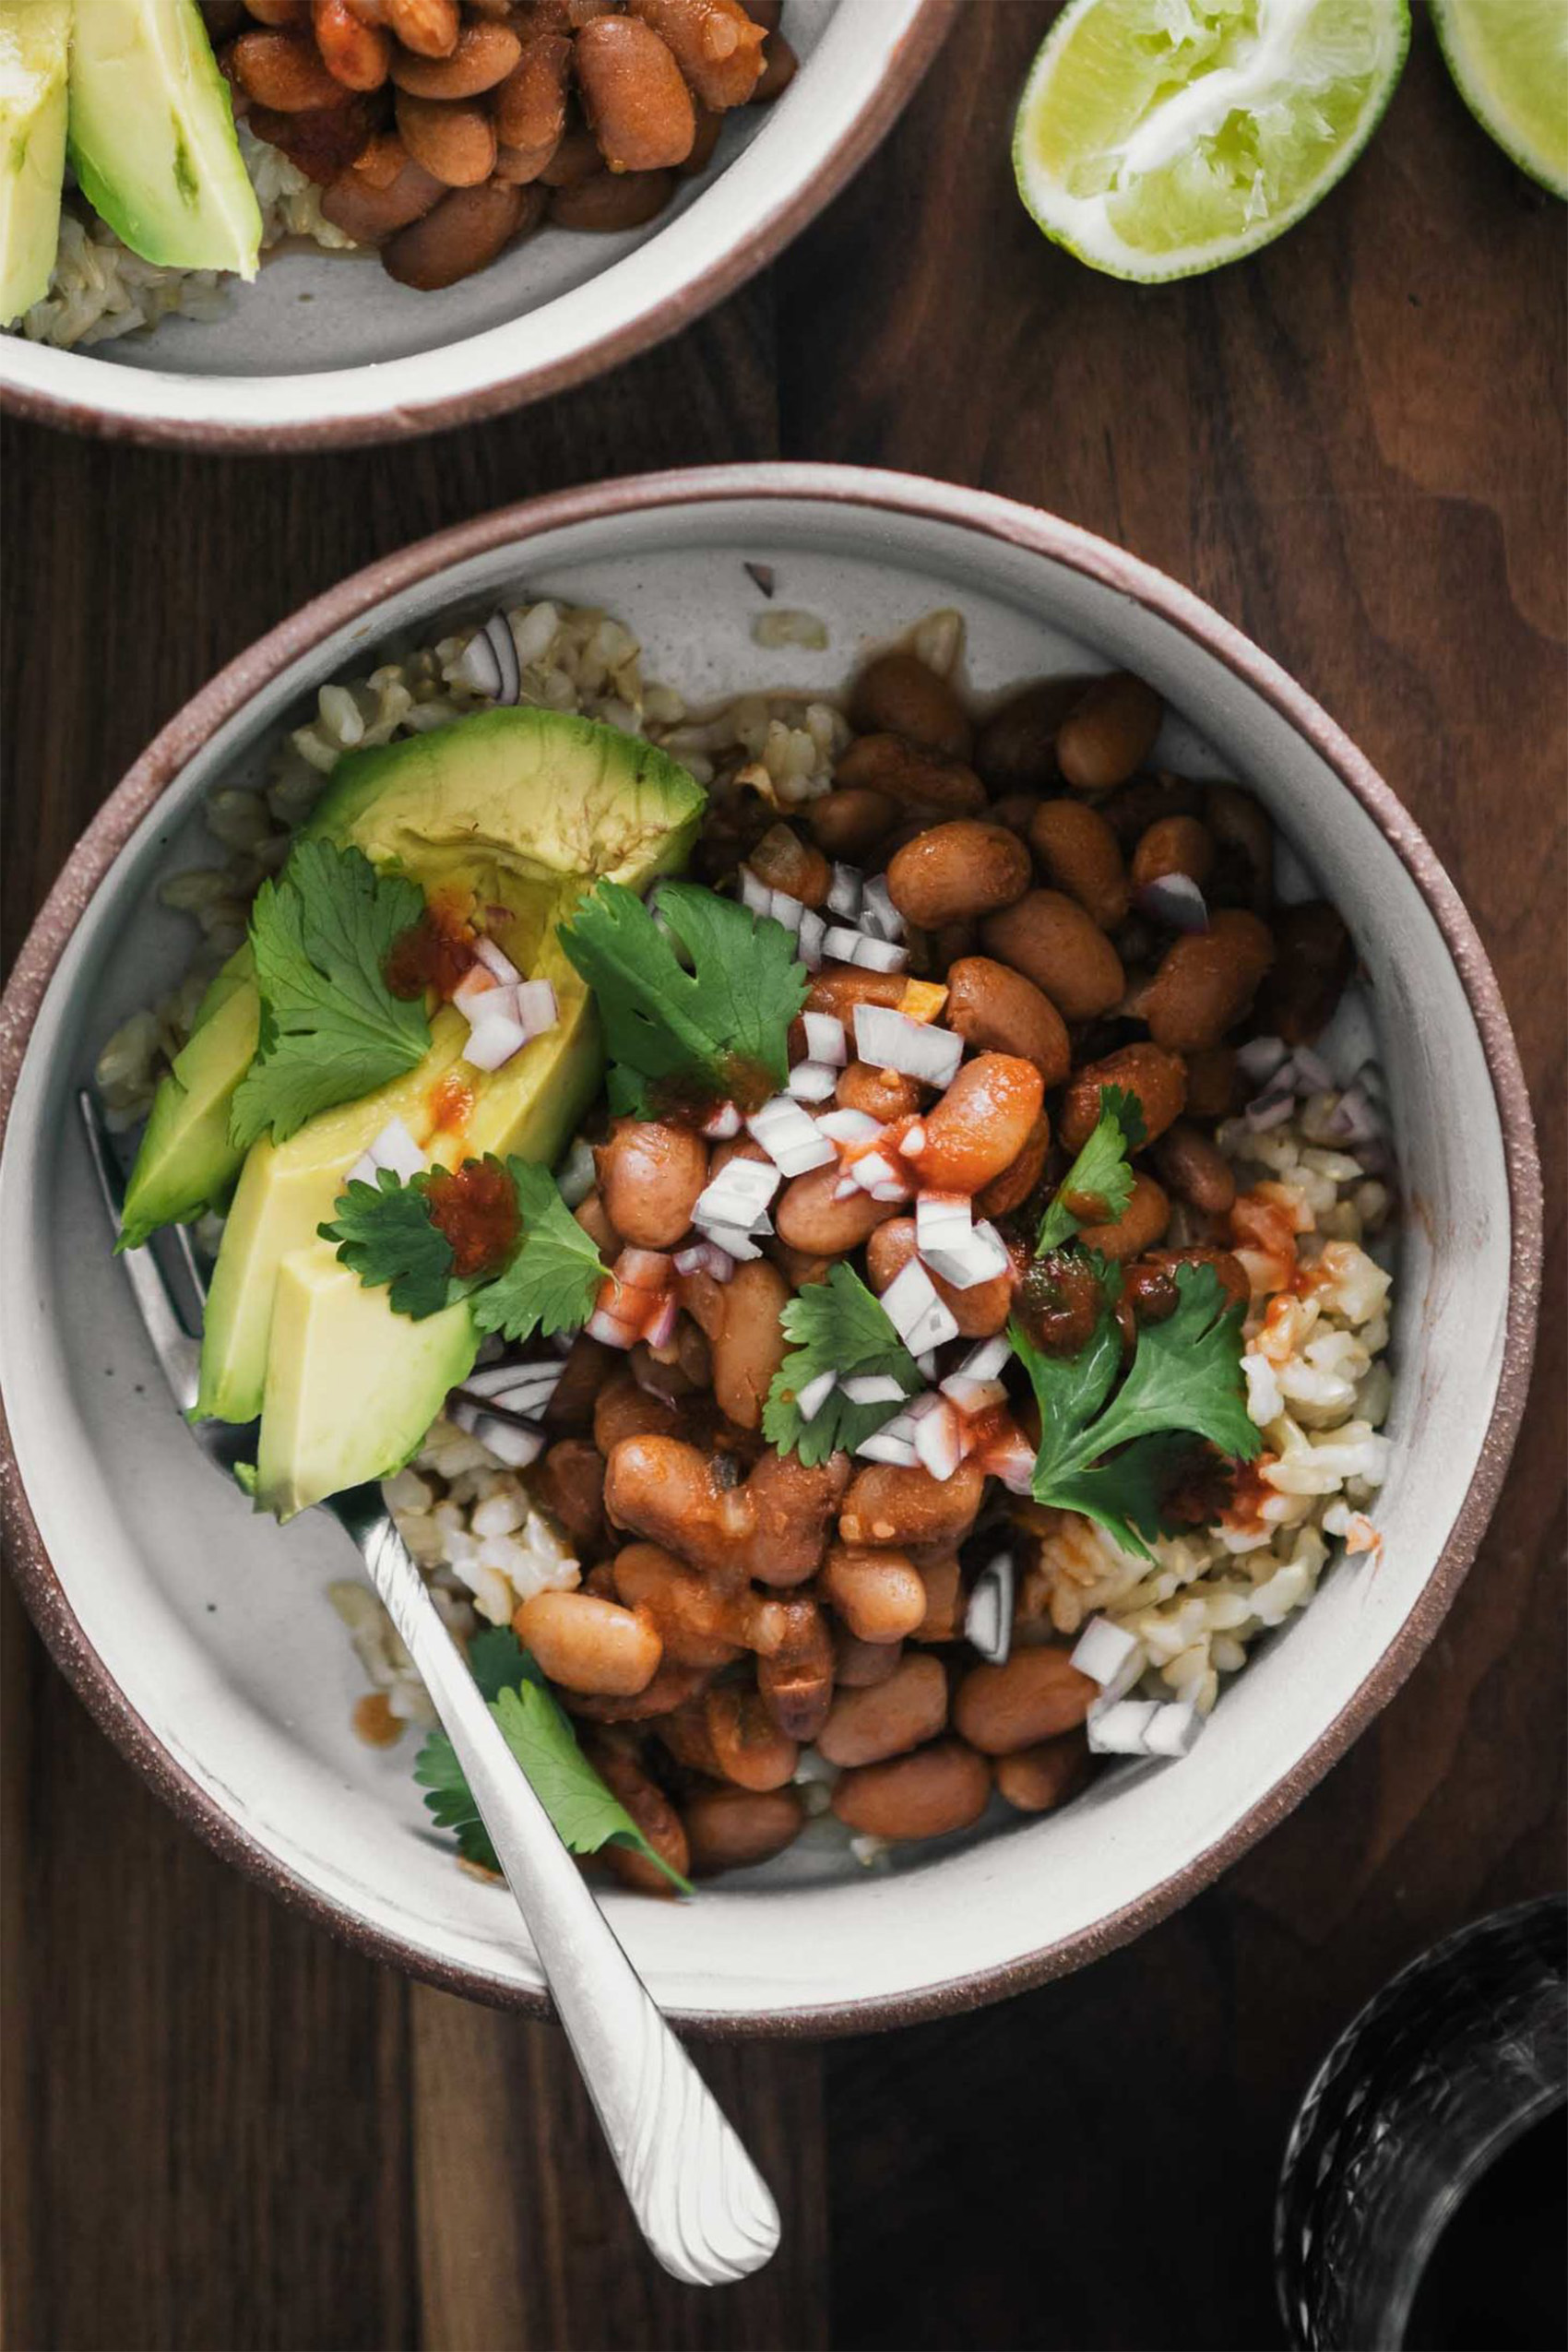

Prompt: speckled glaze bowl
xmin=0 ymin=0 xmax=954 ymax=451
xmin=0 ymin=468 xmax=1541 ymax=2031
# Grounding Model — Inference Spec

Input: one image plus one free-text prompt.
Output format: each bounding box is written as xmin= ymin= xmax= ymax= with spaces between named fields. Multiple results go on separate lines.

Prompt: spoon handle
xmin=340 ymin=1492 xmax=781 ymax=2287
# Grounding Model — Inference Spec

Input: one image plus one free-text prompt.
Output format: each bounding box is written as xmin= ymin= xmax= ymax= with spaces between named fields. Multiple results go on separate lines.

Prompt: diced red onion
xmin=816 ymin=1108 xmax=881 ymax=1146
xmin=471 ymin=1412 xmax=542 ymax=1468
xmin=1134 ymin=873 xmax=1209 ymax=932
xmin=1087 ymin=1699 xmax=1159 ymax=1756
xmin=787 ymin=1061 xmax=838 ymax=1103
xmin=673 ymin=1240 xmax=737 ymax=1282
xmin=964 ymin=1552 xmax=1015 ymax=1665
xmin=1291 ymin=1044 xmax=1336 ymax=1094
xmin=802 ymin=1011 xmax=848 ymax=1067
xmin=796 ymin=909 xmax=826 ymax=969
xmin=481 ymin=612 xmax=521 ymax=707
xmin=954 ymin=1335 xmax=1012 ymax=1384
xmin=642 ymin=1291 xmax=679 ymax=1350
xmin=359 ymin=1117 xmax=425 ymax=1182
xmin=913 ymin=1396 xmax=962 ymax=1482
xmin=1235 ymin=1034 xmax=1289 ymax=1086
xmin=695 ymin=1158 xmax=780 ymax=1232
xmin=748 ymin=1094 xmax=836 ymax=1176
xmin=473 ymin=937 xmax=521 ymax=987
xmin=515 ymin=979 xmax=558 ymax=1039
xmin=1324 ymin=1084 xmax=1381 ymax=1146
xmin=1142 ymin=1701 xmax=1204 ymax=1758
xmin=613 ymin=1247 xmax=672 ymax=1293
xmin=345 ymin=1152 xmax=379 ymax=1189
xmin=942 ymin=1373 xmax=1007 ymax=1416
xmin=1070 ymin=1616 xmax=1143 ymax=1690
xmin=696 ymin=1221 xmax=763 ymax=1263
xmin=700 ymin=1101 xmax=742 ymax=1140
xmin=795 ymin=1368 xmax=837 ymax=1422
xmin=739 ymin=867 xmax=773 ymax=919
xmin=979 ymin=1423 xmax=1035 ymax=1494
xmin=859 ymin=876 xmax=904 ymax=943
xmin=463 ymin=995 xmax=529 ymax=1072
xmin=852 ymin=936 xmax=909 ymax=974
xmin=842 ymin=1372 xmax=908 ymax=1406
xmin=453 ymin=965 xmax=502 ymax=1016
xmin=855 ymin=1429 xmax=920 ymax=1467
xmin=853 ymin=1004 xmax=963 ymax=1087
xmin=1242 ymin=1072 xmax=1298 ymax=1131
xmin=880 ymin=1259 xmax=959 ymax=1353
xmin=826 ymin=864 xmax=862 ymax=920
xmin=587 ymin=1305 xmax=639 ymax=1349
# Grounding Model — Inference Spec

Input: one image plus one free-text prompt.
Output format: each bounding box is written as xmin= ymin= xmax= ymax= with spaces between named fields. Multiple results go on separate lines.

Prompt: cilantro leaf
xmin=471 ymin=1158 xmax=605 ymax=1345
xmin=559 ymin=879 xmax=808 ymax=1115
xmin=1013 ymin=1261 xmax=1261 ymax=1561
xmin=466 ymin=1625 xmax=543 ymax=1702
xmin=232 ymin=840 xmax=431 ymax=1149
xmin=763 ymin=1262 xmax=922 ymax=1467
xmin=319 ymin=1167 xmax=459 ymax=1319
xmin=1038 ymin=1086 xmax=1147 ymax=1251
xmin=413 ymin=1651 xmax=690 ymax=1893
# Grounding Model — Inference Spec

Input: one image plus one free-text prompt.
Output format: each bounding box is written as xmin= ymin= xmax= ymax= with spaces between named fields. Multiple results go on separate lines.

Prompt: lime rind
xmin=1431 ymin=0 xmax=1568 ymax=201
xmin=1013 ymin=0 xmax=1412 ymax=283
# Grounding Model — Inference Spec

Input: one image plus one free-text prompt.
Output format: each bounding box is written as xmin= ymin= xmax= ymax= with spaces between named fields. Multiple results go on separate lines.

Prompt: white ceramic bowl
xmin=0 ymin=468 xmax=1540 ymax=2030
xmin=0 ymin=1 xmax=952 ymax=450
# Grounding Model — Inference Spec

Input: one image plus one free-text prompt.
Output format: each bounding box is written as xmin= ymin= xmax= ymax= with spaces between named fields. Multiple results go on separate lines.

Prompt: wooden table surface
xmin=2 ymin=8 xmax=1562 ymax=2347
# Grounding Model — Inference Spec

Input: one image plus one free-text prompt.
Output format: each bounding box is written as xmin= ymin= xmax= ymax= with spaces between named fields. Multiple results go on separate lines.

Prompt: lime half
xmin=1431 ymin=0 xmax=1567 ymax=200
xmin=1014 ymin=0 xmax=1411 ymax=281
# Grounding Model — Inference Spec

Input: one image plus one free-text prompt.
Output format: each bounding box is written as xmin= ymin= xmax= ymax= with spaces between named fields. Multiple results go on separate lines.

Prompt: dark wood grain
xmin=2 ymin=6 xmax=1563 ymax=2347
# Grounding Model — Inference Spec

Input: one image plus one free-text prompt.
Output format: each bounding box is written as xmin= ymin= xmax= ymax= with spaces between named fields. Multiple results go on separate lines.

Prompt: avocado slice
xmin=0 ymin=0 xmax=69 ymax=327
xmin=180 ymin=709 xmax=700 ymax=1501
xmin=119 ymin=950 xmax=258 ymax=1250
xmin=69 ymin=0 xmax=262 ymax=277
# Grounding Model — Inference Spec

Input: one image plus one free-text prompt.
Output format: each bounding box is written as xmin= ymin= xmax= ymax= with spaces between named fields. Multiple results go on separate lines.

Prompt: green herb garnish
xmin=1037 ymin=1085 xmax=1147 ymax=1251
xmin=559 ymin=879 xmax=808 ymax=1115
xmin=1012 ymin=1260 xmax=1260 ymax=1561
xmin=414 ymin=1628 xmax=690 ymax=1893
xmin=470 ymin=1159 xmax=605 ymax=1344
xmin=323 ymin=1164 xmax=466 ymax=1319
xmin=762 ymin=1262 xmax=922 ymax=1467
xmin=231 ymin=840 xmax=432 ymax=1149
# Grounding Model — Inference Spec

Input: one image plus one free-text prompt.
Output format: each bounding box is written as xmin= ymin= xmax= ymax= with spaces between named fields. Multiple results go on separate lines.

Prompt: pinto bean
xmin=595 ymin=1118 xmax=707 ymax=1249
xmin=683 ymin=1785 xmax=804 ymax=1874
xmin=394 ymin=89 xmax=496 ymax=183
xmin=679 ymin=101 xmax=723 ymax=173
xmin=832 ymin=1625 xmax=904 ymax=1686
xmin=391 ymin=16 xmax=519 ymax=93
xmin=576 ymin=15 xmax=695 ymax=171
xmin=708 ymin=1259 xmax=790 ymax=1432
xmin=386 ymin=176 xmax=538 ymax=283
xmin=565 ymin=1657 xmax=713 ymax=1725
xmin=544 ymin=1330 xmax=612 ymax=1431
xmin=910 ymin=1550 xmax=964 ymax=1643
xmin=313 ymin=0 xmax=390 ymax=85
xmin=1132 ymin=813 xmax=1214 ymax=895
xmin=1056 ymin=673 xmax=1163 ymax=793
xmin=837 ymin=1061 xmax=922 ymax=1123
xmin=831 ymin=1740 xmax=992 ymax=1841
xmin=386 ymin=0 xmax=457 ymax=51
xmin=612 ymin=1542 xmax=742 ymax=1669
xmin=806 ymin=787 xmax=897 ymax=863
xmin=885 ymin=821 xmax=1031 ymax=931
xmin=912 ymin=1053 xmax=1044 ymax=1195
xmin=1028 ymin=800 xmax=1129 ymax=931
xmin=624 ymin=0 xmax=766 ymax=108
xmin=817 ymin=1653 xmax=947 ymax=1768
xmin=865 ymin=1218 xmax=1012 ymax=1340
xmin=973 ymin=677 xmax=1087 ymax=793
xmin=849 ymin=651 xmax=972 ymax=760
xmin=944 ymin=956 xmax=1070 ymax=1085
xmin=588 ymin=1740 xmax=690 ymax=1895
xmin=549 ymin=167 xmax=675 ymax=229
xmin=593 ymin=1371 xmax=681 ymax=1455
xmin=1259 ymin=900 xmax=1355 ymax=1044
xmin=834 ymin=733 xmax=987 ymax=818
xmin=821 ymin=1545 xmax=927 ymax=1643
xmin=803 ymin=964 xmax=906 ymax=1023
xmin=538 ymin=121 xmax=602 ymax=185
xmin=228 ymin=28 xmax=352 ymax=106
xmin=995 ymin=1733 xmax=1091 ymax=1813
xmin=745 ymin=821 xmax=831 ymax=908
xmin=1152 ymin=1122 xmax=1236 ymax=1214
xmin=756 ymin=1601 xmax=834 ymax=1740
xmin=320 ymin=140 xmax=445 ymax=237
xmin=979 ymin=891 xmax=1125 ymax=1024
xmin=604 ymin=1435 xmax=849 ymax=1586
xmin=494 ymin=138 xmax=559 ymax=183
xmin=536 ymin=1438 xmax=607 ymax=1555
xmin=838 ymin=1461 xmax=985 ymax=1550
xmin=514 ymin=1589 xmax=662 ymax=1696
xmin=1075 ymin=1171 xmax=1170 ymax=1261
xmin=1144 ymin=909 xmax=1275 ymax=1052
xmin=777 ymin=1158 xmax=898 ymax=1256
xmin=242 ymin=0 xmax=307 ymax=24
xmin=975 ymin=1111 xmax=1051 ymax=1220
xmin=1060 ymin=1042 xmax=1187 ymax=1152
xmin=495 ymin=30 xmax=570 ymax=145
xmin=705 ymin=1682 xmax=797 ymax=1790
xmin=955 ymin=1645 xmax=1097 ymax=1755
xmin=1183 ymin=1044 xmax=1236 ymax=1121
xmin=1204 ymin=784 xmax=1273 ymax=915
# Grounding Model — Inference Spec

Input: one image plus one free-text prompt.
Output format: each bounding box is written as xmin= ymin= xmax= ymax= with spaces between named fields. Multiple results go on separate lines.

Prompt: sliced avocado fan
xmin=0 ymin=0 xmax=70 ymax=327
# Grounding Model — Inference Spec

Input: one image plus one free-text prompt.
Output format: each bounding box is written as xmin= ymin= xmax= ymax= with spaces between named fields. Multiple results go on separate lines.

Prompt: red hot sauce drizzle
xmin=424 ymin=1159 xmax=520 ymax=1281
xmin=386 ymin=892 xmax=480 ymax=1004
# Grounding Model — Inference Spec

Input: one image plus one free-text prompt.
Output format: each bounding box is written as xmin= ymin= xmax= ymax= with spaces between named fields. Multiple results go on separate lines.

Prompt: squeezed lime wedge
xmin=1014 ymin=0 xmax=1411 ymax=281
xmin=1431 ymin=0 xmax=1567 ymax=200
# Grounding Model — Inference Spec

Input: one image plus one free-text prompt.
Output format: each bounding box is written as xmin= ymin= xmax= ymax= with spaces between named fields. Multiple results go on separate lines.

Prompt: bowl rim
xmin=0 ymin=463 xmax=1543 ymax=2035
xmin=0 ymin=0 xmax=958 ymax=455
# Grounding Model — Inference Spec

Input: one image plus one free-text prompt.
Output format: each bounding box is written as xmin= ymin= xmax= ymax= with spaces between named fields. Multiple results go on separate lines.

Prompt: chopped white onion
xmin=768 ymin=887 xmax=804 ymax=935
xmin=953 ymin=1335 xmax=1012 ymax=1384
xmin=916 ymin=1193 xmax=1010 ymax=1289
xmin=514 ymin=979 xmax=559 ymax=1039
xmin=915 ymin=1349 xmax=939 ymax=1379
xmin=853 ymin=1004 xmax=963 ymax=1087
xmin=841 ymin=1373 xmax=908 ymax=1406
xmin=462 ymin=997 xmax=529 ymax=1072
xmin=457 ymin=627 xmax=503 ymax=698
xmin=1291 ymin=1045 xmax=1336 ymax=1093
xmin=1323 ymin=1083 xmax=1381 ymax=1146
xmin=901 ymin=1122 xmax=926 ymax=1158
xmin=942 ymin=1373 xmax=1007 ymax=1415
xmin=822 ymin=922 xmax=868 ymax=965
xmin=695 ymin=1157 xmax=781 ymax=1232
xmin=473 ymin=936 xmax=521 ymax=987
xmin=880 ymin=1259 xmax=960 ymax=1354
xmin=695 ymin=1221 xmax=763 ymax=1263
xmin=748 ymin=1095 xmax=836 ymax=1177
xmin=859 ymin=876 xmax=904 ymax=943
xmin=701 ymin=1101 xmax=742 ymax=1140
xmin=826 ymin=864 xmax=862 ymax=919
xmin=980 ymin=1425 xmax=1036 ymax=1494
xmin=460 ymin=1360 xmax=563 ymax=1406
xmin=848 ymin=1150 xmax=907 ymax=1197
xmin=787 ymin=1061 xmax=839 ymax=1103
xmin=795 ymin=1368 xmax=837 ymax=1422
xmin=913 ymin=1396 xmax=963 ymax=1482
xmin=673 ymin=1240 xmax=737 ymax=1282
xmin=345 ymin=1153 xmax=379 ymax=1189
xmin=964 ymin=1552 xmax=1015 ymax=1665
xmin=1070 ymin=1616 xmax=1143 ymax=1690
xmin=643 ymin=1291 xmax=679 ymax=1350
xmin=796 ymin=908 xmax=826 ymax=969
xmin=452 ymin=965 xmax=502 ymax=1016
xmin=852 ymin=936 xmax=909 ymax=973
xmin=472 ymin=1412 xmax=543 ymax=1467
xmin=1143 ymin=1701 xmax=1204 ymax=1758
xmin=802 ymin=1011 xmax=849 ymax=1067
xmin=1087 ymin=1700 xmax=1160 ymax=1756
xmin=1235 ymin=1034 xmax=1289 ymax=1086
xmin=364 ymin=1117 xmax=425 ymax=1182
xmin=816 ymin=1108 xmax=882 ymax=1146
xmin=1135 ymin=873 xmax=1209 ymax=932
xmin=587 ymin=1306 xmax=639 ymax=1349
xmin=855 ymin=1429 xmax=920 ymax=1467
xmin=739 ymin=866 xmax=773 ymax=919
